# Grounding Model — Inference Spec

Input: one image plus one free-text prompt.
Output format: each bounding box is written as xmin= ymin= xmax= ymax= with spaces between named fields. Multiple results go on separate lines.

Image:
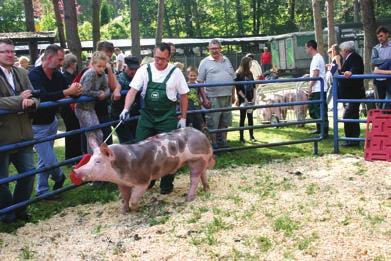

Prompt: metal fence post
xmin=332 ymin=76 xmax=339 ymax=153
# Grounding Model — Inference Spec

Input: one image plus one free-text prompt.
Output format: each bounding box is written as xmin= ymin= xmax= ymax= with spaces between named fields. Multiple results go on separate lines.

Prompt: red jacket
xmin=261 ymin=51 xmax=272 ymax=65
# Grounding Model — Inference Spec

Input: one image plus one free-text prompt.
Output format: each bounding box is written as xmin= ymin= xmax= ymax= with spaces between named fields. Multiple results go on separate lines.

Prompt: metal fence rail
xmin=0 ymin=77 xmax=325 ymax=216
xmin=332 ymin=74 xmax=391 ymax=153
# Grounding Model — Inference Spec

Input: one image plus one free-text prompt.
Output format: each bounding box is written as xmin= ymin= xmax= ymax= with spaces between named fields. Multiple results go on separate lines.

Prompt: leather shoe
xmin=53 ymin=174 xmax=66 ymax=191
xmin=160 ymin=186 xmax=174 ymax=195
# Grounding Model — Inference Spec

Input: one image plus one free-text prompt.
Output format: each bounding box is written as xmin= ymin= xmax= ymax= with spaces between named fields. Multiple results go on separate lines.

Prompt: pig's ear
xmin=100 ymin=143 xmax=114 ymax=159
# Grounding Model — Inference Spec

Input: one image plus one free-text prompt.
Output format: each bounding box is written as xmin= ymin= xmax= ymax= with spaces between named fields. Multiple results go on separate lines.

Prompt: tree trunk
xmin=251 ymin=0 xmax=257 ymax=35
xmin=155 ymin=0 xmax=165 ymax=46
xmin=182 ymin=0 xmax=194 ymax=37
xmin=130 ymin=0 xmax=141 ymax=57
xmin=63 ymin=0 xmax=83 ymax=71
xmin=312 ymin=0 xmax=324 ymax=55
xmin=52 ymin=0 xmax=66 ymax=48
xmin=353 ymin=0 xmax=360 ymax=23
xmin=92 ymin=0 xmax=101 ymax=51
xmin=163 ymin=6 xmax=173 ymax=38
xmin=288 ymin=0 xmax=295 ymax=22
xmin=326 ymin=0 xmax=336 ymax=48
xmin=361 ymin=0 xmax=377 ymax=74
xmin=235 ymin=0 xmax=244 ymax=36
xmin=23 ymin=0 xmax=39 ymax=63
xmin=223 ymin=0 xmax=229 ymax=36
xmin=191 ymin=0 xmax=202 ymax=37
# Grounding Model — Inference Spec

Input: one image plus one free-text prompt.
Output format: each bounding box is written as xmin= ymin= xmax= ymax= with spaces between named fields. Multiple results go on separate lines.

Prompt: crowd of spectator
xmin=1 ymin=25 xmax=391 ymax=222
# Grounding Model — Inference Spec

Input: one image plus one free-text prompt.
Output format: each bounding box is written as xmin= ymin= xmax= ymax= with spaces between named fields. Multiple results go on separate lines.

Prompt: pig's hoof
xmin=186 ymin=195 xmax=196 ymax=202
xmin=122 ymin=207 xmax=130 ymax=214
xmin=203 ymin=185 xmax=210 ymax=192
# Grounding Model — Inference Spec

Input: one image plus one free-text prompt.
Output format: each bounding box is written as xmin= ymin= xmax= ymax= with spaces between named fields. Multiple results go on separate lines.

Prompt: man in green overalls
xmin=120 ymin=42 xmax=189 ymax=194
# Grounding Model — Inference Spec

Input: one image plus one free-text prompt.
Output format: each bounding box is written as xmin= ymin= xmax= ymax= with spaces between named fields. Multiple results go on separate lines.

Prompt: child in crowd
xmin=186 ymin=66 xmax=205 ymax=131
xmin=75 ymin=51 xmax=110 ymax=153
xmin=235 ymin=56 xmax=256 ymax=143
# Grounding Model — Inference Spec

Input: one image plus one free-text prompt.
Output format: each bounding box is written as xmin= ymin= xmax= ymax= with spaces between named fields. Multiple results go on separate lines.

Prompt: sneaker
xmin=250 ymin=137 xmax=257 ymax=142
xmin=160 ymin=186 xmax=174 ymax=195
xmin=240 ymin=139 xmax=246 ymax=144
xmin=53 ymin=174 xmax=66 ymax=191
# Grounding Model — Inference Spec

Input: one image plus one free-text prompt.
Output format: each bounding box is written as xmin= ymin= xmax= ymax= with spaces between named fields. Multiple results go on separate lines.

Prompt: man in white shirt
xmin=120 ymin=42 xmax=189 ymax=194
xmin=305 ymin=40 xmax=328 ymax=136
xmin=115 ymin=48 xmax=125 ymax=73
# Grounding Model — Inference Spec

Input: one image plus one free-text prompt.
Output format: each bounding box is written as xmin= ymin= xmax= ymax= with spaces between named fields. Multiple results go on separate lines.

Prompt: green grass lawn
xmin=0 ymin=112 xmax=365 ymax=233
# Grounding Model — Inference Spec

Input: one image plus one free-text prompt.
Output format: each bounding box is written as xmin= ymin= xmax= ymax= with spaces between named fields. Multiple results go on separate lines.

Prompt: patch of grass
xmin=273 ymin=215 xmax=299 ymax=236
xmin=283 ymin=249 xmax=295 ymax=260
xmin=353 ymin=161 xmax=367 ymax=176
xmin=297 ymin=232 xmax=319 ymax=250
xmin=374 ymin=256 xmax=386 ymax=261
xmin=148 ymin=215 xmax=170 ymax=226
xmin=226 ymin=194 xmax=243 ymax=205
xmin=256 ymin=236 xmax=273 ymax=252
xmin=367 ymin=214 xmax=385 ymax=226
xmin=306 ymin=183 xmax=319 ymax=195
xmin=91 ymin=224 xmax=102 ymax=235
xmin=20 ymin=246 xmax=36 ymax=260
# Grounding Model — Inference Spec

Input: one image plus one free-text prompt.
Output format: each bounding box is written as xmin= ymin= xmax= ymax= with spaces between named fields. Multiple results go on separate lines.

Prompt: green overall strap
xmin=162 ymin=66 xmax=177 ymax=84
xmin=147 ymin=64 xmax=153 ymax=83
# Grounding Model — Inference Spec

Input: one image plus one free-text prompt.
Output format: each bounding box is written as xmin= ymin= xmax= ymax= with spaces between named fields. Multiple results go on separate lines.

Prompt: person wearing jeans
xmin=0 ymin=38 xmax=39 ymax=223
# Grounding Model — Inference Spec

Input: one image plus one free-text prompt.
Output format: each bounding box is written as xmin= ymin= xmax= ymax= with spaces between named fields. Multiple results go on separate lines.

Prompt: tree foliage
xmin=0 ymin=0 xmax=25 ymax=32
xmin=4 ymin=0 xmax=391 ymax=40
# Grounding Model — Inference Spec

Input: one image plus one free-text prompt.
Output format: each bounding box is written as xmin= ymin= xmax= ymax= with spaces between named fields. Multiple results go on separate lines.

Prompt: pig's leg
xmin=200 ymin=170 xmax=209 ymax=192
xmin=187 ymin=174 xmax=201 ymax=202
xmin=187 ymin=159 xmax=207 ymax=201
xmin=130 ymin=184 xmax=148 ymax=212
xmin=118 ymin=185 xmax=131 ymax=213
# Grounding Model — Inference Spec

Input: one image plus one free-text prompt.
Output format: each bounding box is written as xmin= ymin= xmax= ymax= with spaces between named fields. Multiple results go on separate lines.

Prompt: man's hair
xmin=91 ymin=51 xmax=109 ymax=64
xmin=376 ymin=26 xmax=389 ymax=35
xmin=63 ymin=53 xmax=78 ymax=69
xmin=43 ymin=44 xmax=63 ymax=60
xmin=97 ymin=41 xmax=114 ymax=52
xmin=114 ymin=47 xmax=121 ymax=53
xmin=306 ymin=40 xmax=317 ymax=50
xmin=0 ymin=38 xmax=14 ymax=46
xmin=209 ymin=39 xmax=221 ymax=47
xmin=339 ymin=41 xmax=355 ymax=52
xmin=155 ymin=42 xmax=171 ymax=56
xmin=186 ymin=65 xmax=198 ymax=75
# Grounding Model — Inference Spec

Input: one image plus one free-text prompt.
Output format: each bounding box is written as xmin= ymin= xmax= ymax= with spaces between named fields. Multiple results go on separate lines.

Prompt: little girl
xmin=75 ymin=51 xmax=110 ymax=153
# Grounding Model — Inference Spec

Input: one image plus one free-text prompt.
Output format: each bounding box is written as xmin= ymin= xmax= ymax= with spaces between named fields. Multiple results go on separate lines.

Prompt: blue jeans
xmin=32 ymin=118 xmax=64 ymax=195
xmin=0 ymin=146 xmax=35 ymax=219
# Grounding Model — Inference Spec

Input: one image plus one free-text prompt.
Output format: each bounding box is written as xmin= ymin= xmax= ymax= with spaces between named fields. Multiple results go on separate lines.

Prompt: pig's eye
xmin=95 ymin=160 xmax=101 ymax=164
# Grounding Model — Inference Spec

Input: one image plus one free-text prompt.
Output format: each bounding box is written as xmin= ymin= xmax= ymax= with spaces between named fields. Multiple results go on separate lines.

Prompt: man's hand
xmin=22 ymin=98 xmax=35 ymax=109
xmin=98 ymin=90 xmax=106 ymax=101
xmin=20 ymin=90 xmax=32 ymax=99
xmin=106 ymin=63 xmax=112 ymax=71
xmin=344 ymin=71 xmax=352 ymax=78
xmin=203 ymin=97 xmax=211 ymax=109
xmin=119 ymin=108 xmax=129 ymax=121
xmin=112 ymin=87 xmax=121 ymax=101
xmin=177 ymin=118 xmax=186 ymax=129
xmin=64 ymin=83 xmax=82 ymax=97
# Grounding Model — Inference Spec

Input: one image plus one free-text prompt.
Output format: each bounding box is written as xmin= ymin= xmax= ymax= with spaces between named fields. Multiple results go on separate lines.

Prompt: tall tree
xmin=52 ymin=0 xmax=66 ymax=48
xmin=312 ymin=0 xmax=324 ymax=55
xmin=353 ymin=0 xmax=360 ymax=23
xmin=191 ymin=0 xmax=202 ymax=37
xmin=326 ymin=0 xmax=336 ymax=48
xmin=155 ymin=0 xmax=164 ymax=45
xmin=235 ymin=0 xmax=244 ymax=36
xmin=92 ymin=0 xmax=101 ymax=51
xmin=23 ymin=0 xmax=39 ymax=63
xmin=182 ymin=0 xmax=194 ymax=37
xmin=63 ymin=0 xmax=82 ymax=71
xmin=361 ymin=0 xmax=377 ymax=73
xmin=163 ymin=5 xmax=173 ymax=38
xmin=288 ymin=0 xmax=296 ymax=22
xmin=130 ymin=0 xmax=141 ymax=57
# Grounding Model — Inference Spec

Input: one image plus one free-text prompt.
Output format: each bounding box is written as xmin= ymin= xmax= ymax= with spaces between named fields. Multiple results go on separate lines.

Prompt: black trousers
xmin=60 ymin=105 xmax=86 ymax=159
xmin=343 ymin=102 xmax=361 ymax=139
xmin=239 ymin=109 xmax=254 ymax=139
xmin=374 ymin=80 xmax=387 ymax=108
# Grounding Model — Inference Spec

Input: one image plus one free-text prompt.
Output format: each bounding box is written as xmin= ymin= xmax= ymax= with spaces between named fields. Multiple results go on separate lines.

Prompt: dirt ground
xmin=1 ymin=154 xmax=390 ymax=261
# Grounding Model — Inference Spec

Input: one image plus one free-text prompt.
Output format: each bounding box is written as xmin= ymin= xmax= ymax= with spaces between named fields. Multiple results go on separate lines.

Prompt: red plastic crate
xmin=364 ymin=109 xmax=391 ymax=161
